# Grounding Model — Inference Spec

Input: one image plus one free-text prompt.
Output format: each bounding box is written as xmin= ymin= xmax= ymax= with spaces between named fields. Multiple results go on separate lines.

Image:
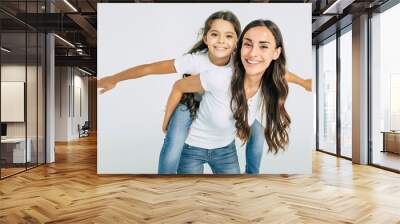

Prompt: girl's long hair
xmin=230 ymin=20 xmax=290 ymax=153
xmin=180 ymin=11 xmax=241 ymax=119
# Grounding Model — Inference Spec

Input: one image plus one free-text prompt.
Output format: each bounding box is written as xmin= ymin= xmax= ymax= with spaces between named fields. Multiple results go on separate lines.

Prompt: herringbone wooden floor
xmin=1 ymin=135 xmax=399 ymax=224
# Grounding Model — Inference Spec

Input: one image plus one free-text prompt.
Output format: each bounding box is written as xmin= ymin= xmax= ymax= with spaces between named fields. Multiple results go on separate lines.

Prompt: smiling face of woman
xmin=240 ymin=26 xmax=281 ymax=78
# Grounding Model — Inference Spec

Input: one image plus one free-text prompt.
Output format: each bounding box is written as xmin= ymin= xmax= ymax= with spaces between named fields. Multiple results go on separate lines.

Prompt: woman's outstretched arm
xmin=285 ymin=71 xmax=312 ymax=92
xmin=162 ymin=75 xmax=204 ymax=133
xmin=98 ymin=59 xmax=176 ymax=94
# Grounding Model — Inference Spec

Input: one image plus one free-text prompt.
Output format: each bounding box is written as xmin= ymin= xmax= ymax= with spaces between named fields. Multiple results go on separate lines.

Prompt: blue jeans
xmin=158 ymin=104 xmax=265 ymax=174
xmin=158 ymin=104 xmax=192 ymax=174
xmin=245 ymin=120 xmax=265 ymax=174
xmin=177 ymin=141 xmax=240 ymax=174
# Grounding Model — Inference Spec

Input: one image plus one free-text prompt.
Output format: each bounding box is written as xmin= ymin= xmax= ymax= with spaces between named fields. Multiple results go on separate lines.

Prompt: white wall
xmin=72 ymin=73 xmax=89 ymax=138
xmin=55 ymin=67 xmax=69 ymax=141
xmin=98 ymin=3 xmax=314 ymax=174
xmin=1 ymin=65 xmax=27 ymax=143
xmin=55 ymin=67 xmax=89 ymax=141
xmin=1 ymin=63 xmax=46 ymax=163
xmin=1 ymin=65 xmax=34 ymax=137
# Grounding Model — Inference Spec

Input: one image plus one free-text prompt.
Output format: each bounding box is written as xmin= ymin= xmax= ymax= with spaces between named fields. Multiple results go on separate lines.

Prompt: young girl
xmin=164 ymin=19 xmax=290 ymax=174
xmin=97 ymin=11 xmax=310 ymax=174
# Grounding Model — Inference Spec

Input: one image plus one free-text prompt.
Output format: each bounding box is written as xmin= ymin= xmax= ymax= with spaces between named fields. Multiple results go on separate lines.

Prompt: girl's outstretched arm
xmin=162 ymin=75 xmax=204 ymax=133
xmin=98 ymin=59 xmax=176 ymax=94
xmin=285 ymin=71 xmax=312 ymax=92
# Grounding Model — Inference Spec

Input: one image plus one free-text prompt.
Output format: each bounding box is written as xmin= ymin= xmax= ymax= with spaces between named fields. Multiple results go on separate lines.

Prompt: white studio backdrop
xmin=98 ymin=3 xmax=314 ymax=174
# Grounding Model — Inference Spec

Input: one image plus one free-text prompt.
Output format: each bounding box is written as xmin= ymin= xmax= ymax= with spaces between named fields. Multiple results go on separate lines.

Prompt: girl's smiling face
xmin=203 ymin=19 xmax=238 ymax=65
xmin=240 ymin=26 xmax=281 ymax=77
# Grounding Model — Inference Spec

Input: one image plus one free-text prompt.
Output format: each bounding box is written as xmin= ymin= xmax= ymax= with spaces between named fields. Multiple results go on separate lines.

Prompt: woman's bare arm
xmin=285 ymin=71 xmax=312 ymax=92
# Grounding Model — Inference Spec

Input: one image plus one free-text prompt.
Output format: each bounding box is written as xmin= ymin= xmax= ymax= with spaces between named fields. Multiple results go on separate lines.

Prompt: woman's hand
xmin=97 ymin=76 xmax=118 ymax=94
xmin=304 ymin=79 xmax=312 ymax=92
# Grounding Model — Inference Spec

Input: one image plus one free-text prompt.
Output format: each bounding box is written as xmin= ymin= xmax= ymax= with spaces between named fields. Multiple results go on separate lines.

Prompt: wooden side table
xmin=381 ymin=131 xmax=400 ymax=154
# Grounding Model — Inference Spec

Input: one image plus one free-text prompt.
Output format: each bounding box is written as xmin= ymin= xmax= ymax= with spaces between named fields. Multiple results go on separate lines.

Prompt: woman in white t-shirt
xmin=163 ymin=19 xmax=290 ymax=174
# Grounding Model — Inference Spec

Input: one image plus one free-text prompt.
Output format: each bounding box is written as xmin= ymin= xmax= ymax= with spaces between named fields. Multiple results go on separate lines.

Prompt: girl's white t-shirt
xmin=174 ymin=51 xmax=231 ymax=74
xmin=185 ymin=68 xmax=262 ymax=149
xmin=174 ymin=51 xmax=262 ymax=149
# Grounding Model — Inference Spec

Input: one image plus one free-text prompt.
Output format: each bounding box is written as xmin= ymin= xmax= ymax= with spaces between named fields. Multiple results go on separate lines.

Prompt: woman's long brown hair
xmin=230 ymin=20 xmax=290 ymax=153
xmin=180 ymin=11 xmax=241 ymax=119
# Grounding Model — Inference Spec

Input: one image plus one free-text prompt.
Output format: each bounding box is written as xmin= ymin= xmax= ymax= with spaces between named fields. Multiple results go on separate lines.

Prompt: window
xmin=318 ymin=36 xmax=337 ymax=154
xmin=340 ymin=28 xmax=352 ymax=158
xmin=371 ymin=2 xmax=400 ymax=171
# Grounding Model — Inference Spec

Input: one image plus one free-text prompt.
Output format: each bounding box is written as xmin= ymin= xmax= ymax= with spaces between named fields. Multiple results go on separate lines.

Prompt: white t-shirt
xmin=185 ymin=68 xmax=262 ymax=149
xmin=174 ymin=51 xmax=231 ymax=75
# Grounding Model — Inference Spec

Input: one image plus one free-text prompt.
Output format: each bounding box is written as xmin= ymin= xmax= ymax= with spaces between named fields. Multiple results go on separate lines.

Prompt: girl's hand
xmin=97 ymin=76 xmax=118 ymax=94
